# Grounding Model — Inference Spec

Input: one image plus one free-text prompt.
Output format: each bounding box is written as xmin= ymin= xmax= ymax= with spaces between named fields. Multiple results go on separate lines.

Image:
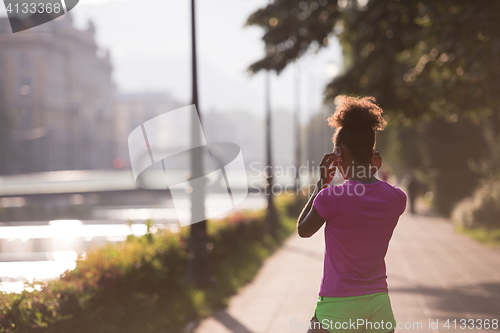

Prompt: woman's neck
xmin=349 ymin=176 xmax=378 ymax=183
xmin=343 ymin=164 xmax=378 ymax=182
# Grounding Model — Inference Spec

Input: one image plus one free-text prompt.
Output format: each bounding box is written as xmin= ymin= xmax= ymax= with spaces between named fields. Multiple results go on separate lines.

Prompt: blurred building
xmin=114 ymin=92 xmax=183 ymax=170
xmin=0 ymin=14 xmax=115 ymax=174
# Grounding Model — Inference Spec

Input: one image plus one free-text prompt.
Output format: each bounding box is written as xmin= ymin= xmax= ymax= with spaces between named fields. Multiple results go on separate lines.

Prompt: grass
xmin=455 ymin=225 xmax=500 ymax=247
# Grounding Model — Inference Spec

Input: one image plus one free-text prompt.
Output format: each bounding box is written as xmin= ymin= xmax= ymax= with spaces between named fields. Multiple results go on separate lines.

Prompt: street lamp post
xmin=294 ymin=62 xmax=301 ymax=194
xmin=265 ymin=71 xmax=277 ymax=237
xmin=187 ymin=0 xmax=211 ymax=287
xmin=325 ymin=61 xmax=339 ymax=152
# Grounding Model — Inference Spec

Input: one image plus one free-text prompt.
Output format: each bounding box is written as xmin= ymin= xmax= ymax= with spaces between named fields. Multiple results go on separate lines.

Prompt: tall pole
xmin=265 ymin=71 xmax=277 ymax=237
xmin=188 ymin=0 xmax=211 ymax=287
xmin=263 ymin=0 xmax=277 ymax=237
xmin=308 ymin=72 xmax=316 ymax=176
xmin=294 ymin=62 xmax=301 ymax=194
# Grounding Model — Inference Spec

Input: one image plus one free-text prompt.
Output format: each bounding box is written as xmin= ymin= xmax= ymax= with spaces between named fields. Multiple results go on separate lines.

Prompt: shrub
xmin=452 ymin=176 xmax=500 ymax=229
xmin=0 ymin=196 xmax=298 ymax=333
xmin=279 ymin=192 xmax=308 ymax=219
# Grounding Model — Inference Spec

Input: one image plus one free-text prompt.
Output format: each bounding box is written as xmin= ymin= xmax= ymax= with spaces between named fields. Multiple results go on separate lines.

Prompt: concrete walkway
xmin=192 ymin=211 xmax=500 ymax=333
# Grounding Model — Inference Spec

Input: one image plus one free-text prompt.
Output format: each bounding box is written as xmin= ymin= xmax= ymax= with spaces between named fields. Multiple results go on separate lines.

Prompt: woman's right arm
xmin=297 ymin=183 xmax=324 ymax=238
xmin=297 ymin=153 xmax=339 ymax=238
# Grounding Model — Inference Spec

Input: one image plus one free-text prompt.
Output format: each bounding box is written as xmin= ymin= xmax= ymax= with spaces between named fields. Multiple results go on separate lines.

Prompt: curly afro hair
xmin=328 ymin=96 xmax=387 ymax=166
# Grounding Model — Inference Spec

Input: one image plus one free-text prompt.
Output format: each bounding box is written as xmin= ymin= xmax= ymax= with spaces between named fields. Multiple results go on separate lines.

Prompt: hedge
xmin=452 ymin=176 xmax=500 ymax=246
xmin=452 ymin=176 xmax=500 ymax=230
xmin=0 ymin=195 xmax=298 ymax=333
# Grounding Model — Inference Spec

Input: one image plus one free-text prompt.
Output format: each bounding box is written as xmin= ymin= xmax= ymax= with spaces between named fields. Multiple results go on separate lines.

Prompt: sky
xmin=1 ymin=0 xmax=343 ymax=120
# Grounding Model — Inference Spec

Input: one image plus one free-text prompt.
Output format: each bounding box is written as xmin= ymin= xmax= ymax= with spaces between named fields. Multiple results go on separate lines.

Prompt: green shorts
xmin=311 ymin=292 xmax=396 ymax=333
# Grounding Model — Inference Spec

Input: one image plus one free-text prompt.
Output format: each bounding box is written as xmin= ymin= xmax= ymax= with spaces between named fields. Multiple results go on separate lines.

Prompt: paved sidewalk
xmin=192 ymin=212 xmax=500 ymax=333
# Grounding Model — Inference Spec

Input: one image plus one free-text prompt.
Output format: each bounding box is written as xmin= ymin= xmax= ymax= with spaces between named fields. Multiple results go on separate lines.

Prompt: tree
xmin=247 ymin=0 xmax=500 ymax=214
xmin=247 ymin=0 xmax=500 ymax=119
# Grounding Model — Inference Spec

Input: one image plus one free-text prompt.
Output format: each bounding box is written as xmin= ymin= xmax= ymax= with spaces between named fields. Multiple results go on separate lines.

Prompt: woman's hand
xmin=317 ymin=152 xmax=340 ymax=189
xmin=370 ymin=151 xmax=382 ymax=176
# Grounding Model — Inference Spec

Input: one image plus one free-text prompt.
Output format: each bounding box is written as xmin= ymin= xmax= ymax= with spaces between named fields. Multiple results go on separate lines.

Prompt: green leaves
xmin=247 ymin=0 xmax=339 ymax=73
xmin=248 ymin=0 xmax=500 ymax=120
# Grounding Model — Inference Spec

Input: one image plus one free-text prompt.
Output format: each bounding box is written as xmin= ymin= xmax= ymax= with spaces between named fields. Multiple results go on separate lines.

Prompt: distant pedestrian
xmin=297 ymin=96 xmax=406 ymax=333
xmin=407 ymin=176 xmax=419 ymax=215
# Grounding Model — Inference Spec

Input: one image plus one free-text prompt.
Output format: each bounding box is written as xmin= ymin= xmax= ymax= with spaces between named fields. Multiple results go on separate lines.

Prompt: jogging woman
xmin=297 ymin=96 xmax=407 ymax=333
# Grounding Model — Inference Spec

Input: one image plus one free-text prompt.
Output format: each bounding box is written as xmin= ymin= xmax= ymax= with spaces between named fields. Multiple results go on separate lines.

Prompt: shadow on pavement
xmin=391 ymin=282 xmax=500 ymax=318
xmin=212 ymin=309 xmax=254 ymax=333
